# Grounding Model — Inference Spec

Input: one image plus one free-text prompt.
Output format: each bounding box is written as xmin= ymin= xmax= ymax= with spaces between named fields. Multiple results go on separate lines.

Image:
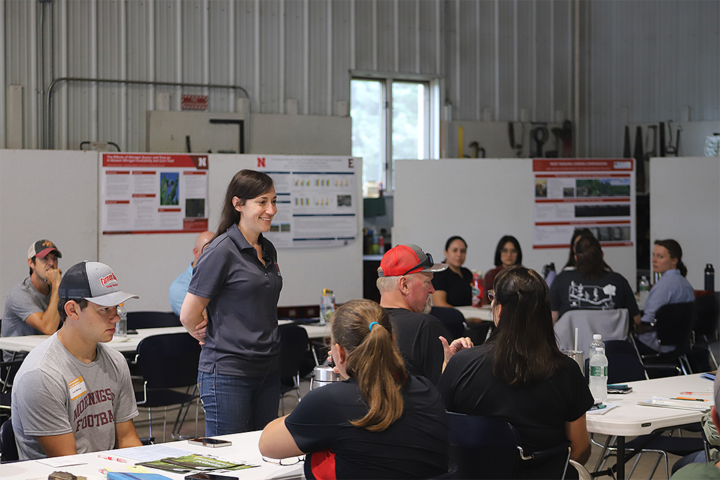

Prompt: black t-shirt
xmin=549 ymin=269 xmax=640 ymax=319
xmin=432 ymin=267 xmax=473 ymax=306
xmin=438 ymin=343 xmax=593 ymax=454
xmin=285 ymin=376 xmax=449 ymax=480
xmin=386 ymin=308 xmax=452 ymax=385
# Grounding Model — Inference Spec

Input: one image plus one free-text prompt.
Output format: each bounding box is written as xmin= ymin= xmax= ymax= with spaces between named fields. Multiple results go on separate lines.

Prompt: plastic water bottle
xmin=589 ymin=334 xmax=605 ymax=358
xmin=319 ymin=289 xmax=335 ymax=325
xmin=639 ymin=276 xmax=650 ymax=306
xmin=471 ymin=270 xmax=483 ymax=307
xmin=115 ymin=303 xmax=128 ymax=338
xmin=705 ymin=264 xmax=715 ymax=292
xmin=589 ymin=347 xmax=608 ymax=404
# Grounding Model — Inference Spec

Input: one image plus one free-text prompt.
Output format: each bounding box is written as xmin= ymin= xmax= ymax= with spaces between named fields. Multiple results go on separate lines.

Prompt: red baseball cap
xmin=378 ymin=244 xmax=447 ymax=277
xmin=28 ymin=239 xmax=62 ymax=259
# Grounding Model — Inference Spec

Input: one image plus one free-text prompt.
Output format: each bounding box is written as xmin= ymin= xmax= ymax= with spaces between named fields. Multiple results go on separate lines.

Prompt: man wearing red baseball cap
xmin=377 ymin=244 xmax=472 ymax=384
xmin=1 ymin=239 xmax=64 ymax=361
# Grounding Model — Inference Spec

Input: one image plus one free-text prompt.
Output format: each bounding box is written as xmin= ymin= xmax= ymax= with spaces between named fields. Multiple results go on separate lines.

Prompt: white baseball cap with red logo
xmin=59 ymin=261 xmax=139 ymax=307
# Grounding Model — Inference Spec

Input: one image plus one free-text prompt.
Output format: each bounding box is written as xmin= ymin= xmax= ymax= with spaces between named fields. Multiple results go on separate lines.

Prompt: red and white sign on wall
xmin=532 ymin=159 xmax=635 ymax=249
xmin=181 ymin=94 xmax=209 ymax=111
xmin=101 ymin=153 xmax=209 ymax=234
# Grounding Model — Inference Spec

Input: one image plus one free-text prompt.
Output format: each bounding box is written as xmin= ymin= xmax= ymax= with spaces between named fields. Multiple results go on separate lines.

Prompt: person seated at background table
xmin=483 ymin=235 xmax=523 ymax=303
xmin=377 ymin=244 xmax=466 ymax=384
xmin=439 ymin=267 xmax=593 ymax=479
xmin=12 ymin=261 xmax=142 ymax=459
xmin=671 ymin=375 xmax=720 ymax=479
xmin=550 ymin=234 xmax=640 ymax=325
xmin=2 ymin=239 xmax=64 ymax=362
xmin=168 ymin=230 xmax=214 ymax=316
xmin=561 ymin=228 xmax=611 ymax=272
xmin=259 ymin=299 xmax=451 ymax=479
xmin=635 ymin=239 xmax=695 ymax=353
xmin=432 ymin=236 xmax=473 ymax=307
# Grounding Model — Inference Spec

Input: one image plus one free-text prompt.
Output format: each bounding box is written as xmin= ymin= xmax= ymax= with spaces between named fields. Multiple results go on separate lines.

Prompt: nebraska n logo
xmin=257 ymin=157 xmax=266 ymax=168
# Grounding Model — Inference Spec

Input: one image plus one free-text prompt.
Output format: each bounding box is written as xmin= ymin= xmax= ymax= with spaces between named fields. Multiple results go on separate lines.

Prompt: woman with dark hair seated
xmin=439 ymin=267 xmax=593 ymax=478
xmin=636 ymin=239 xmax=695 ymax=353
xmin=562 ymin=228 xmax=611 ymax=272
xmin=259 ymin=299 xmax=450 ymax=479
xmin=483 ymin=235 xmax=523 ymax=303
xmin=432 ymin=236 xmax=473 ymax=307
xmin=549 ymin=234 xmax=640 ymax=325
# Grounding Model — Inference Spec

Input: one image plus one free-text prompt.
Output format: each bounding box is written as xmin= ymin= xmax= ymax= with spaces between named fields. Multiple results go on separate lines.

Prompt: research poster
xmin=101 ymin=153 xmax=209 ymax=234
xmin=256 ymin=156 xmax=358 ymax=248
xmin=532 ymin=159 xmax=635 ymax=249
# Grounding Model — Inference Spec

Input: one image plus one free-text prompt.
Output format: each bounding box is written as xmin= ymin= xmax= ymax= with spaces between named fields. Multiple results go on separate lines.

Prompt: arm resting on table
xmin=259 ymin=415 xmax=304 ymax=459
xmin=566 ymin=414 xmax=591 ymax=464
xmin=36 ymin=432 xmax=77 ymax=457
xmin=115 ymin=419 xmax=142 ymax=449
xmin=431 ymin=291 xmax=453 ymax=308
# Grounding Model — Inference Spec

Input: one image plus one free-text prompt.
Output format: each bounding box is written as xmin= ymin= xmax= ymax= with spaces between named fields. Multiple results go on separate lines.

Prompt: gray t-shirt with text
xmin=11 ymin=333 xmax=138 ymax=459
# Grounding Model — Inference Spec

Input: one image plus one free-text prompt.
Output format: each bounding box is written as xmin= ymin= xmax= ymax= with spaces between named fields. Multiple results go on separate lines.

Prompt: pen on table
xmin=680 ymin=392 xmax=712 ymax=395
xmin=671 ymin=397 xmax=708 ymax=402
xmin=98 ymin=453 xmax=129 ymax=463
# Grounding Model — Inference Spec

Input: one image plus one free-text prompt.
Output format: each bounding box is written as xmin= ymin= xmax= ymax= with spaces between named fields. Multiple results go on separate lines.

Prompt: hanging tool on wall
xmin=560 ymin=120 xmax=573 ymax=157
xmin=633 ymin=126 xmax=646 ymax=193
xmin=546 ymin=127 xmax=563 ymax=158
xmin=622 ymin=126 xmax=631 ymax=158
xmin=659 ymin=122 xmax=666 ymax=157
xmin=468 ymin=141 xmax=486 ymax=158
xmin=664 ymin=121 xmax=681 ymax=156
xmin=507 ymin=122 xmax=524 ymax=157
xmin=531 ymin=125 xmax=549 ymax=158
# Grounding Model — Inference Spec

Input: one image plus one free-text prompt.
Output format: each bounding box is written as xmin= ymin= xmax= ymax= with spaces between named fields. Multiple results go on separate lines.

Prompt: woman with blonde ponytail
xmin=259 ymin=299 xmax=449 ymax=479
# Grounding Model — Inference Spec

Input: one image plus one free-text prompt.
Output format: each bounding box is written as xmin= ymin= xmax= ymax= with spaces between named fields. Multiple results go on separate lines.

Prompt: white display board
xmin=650 ymin=157 xmax=720 ymax=290
xmin=0 ymin=150 xmax=99 ymax=315
xmin=393 ymin=158 xmax=637 ymax=289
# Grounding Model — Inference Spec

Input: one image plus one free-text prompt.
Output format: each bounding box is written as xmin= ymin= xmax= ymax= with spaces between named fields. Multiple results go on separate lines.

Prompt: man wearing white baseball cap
xmin=11 ymin=261 xmax=143 ymax=460
xmin=2 ymin=239 xmax=63 ymax=361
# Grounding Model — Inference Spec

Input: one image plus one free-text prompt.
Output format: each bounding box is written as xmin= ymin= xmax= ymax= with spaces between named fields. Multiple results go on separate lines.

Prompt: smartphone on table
xmin=187 ymin=437 xmax=233 ymax=448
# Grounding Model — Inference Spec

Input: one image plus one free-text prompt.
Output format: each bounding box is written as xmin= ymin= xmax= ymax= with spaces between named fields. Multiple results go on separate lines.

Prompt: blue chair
xmin=446 ymin=412 xmax=571 ymax=479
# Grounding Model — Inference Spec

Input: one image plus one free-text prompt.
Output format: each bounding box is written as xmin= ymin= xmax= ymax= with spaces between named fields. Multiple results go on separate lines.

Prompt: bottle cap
xmin=322 ymin=289 xmax=334 ymax=295
xmin=593 ymin=334 xmax=602 ymax=340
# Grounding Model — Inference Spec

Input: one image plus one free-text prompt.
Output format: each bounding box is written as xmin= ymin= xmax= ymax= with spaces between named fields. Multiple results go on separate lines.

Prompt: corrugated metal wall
xmin=2 ymin=0 xmax=718 ymax=156
xmin=582 ymin=0 xmax=720 ymax=157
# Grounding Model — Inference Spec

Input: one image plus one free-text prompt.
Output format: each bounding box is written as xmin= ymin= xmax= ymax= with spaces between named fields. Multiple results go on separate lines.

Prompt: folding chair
xmin=278 ymin=325 xmax=309 ymax=415
xmin=642 ymin=302 xmax=695 ymax=375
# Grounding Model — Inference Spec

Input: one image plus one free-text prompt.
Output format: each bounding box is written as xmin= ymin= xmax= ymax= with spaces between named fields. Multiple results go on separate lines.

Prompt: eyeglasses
xmin=262 ymin=455 xmax=305 ymax=466
xmin=487 ymin=290 xmax=496 ymax=302
xmin=501 ymin=248 xmax=517 ymax=254
xmin=402 ymin=252 xmax=434 ymax=276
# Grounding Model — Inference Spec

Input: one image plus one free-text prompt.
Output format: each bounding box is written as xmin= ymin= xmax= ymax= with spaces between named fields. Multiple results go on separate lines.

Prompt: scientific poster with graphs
xmin=256 ymin=156 xmax=358 ymax=248
xmin=101 ymin=153 xmax=209 ymax=234
xmin=533 ymin=159 xmax=635 ymax=249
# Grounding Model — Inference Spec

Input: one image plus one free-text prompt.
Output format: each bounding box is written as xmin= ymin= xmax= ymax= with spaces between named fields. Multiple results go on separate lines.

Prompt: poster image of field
xmin=535 ymin=179 xmax=548 ymax=198
xmin=576 ymin=178 xmax=631 ymax=197
xmin=160 ymin=172 xmax=180 ymax=206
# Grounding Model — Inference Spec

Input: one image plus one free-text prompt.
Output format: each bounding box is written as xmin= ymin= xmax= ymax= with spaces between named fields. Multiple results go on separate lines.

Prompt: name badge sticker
xmin=68 ymin=376 xmax=87 ymax=401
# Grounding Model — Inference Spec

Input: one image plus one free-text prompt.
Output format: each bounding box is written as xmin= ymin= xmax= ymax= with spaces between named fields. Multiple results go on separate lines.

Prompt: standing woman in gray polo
xmin=180 ymin=169 xmax=283 ymax=435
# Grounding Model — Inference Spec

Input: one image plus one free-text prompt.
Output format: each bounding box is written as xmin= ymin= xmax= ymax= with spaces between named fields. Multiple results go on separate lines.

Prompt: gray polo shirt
xmin=188 ymin=226 xmax=283 ymax=377
xmin=2 ymin=277 xmax=51 ymax=361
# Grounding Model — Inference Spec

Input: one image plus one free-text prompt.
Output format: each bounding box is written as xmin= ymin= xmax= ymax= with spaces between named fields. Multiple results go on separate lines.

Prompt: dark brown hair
xmin=493 ymin=235 xmax=523 ymax=267
xmin=655 ymin=239 xmax=688 ymax=277
xmin=331 ymin=299 xmax=406 ymax=432
xmin=490 ymin=266 xmax=565 ymax=386
xmin=212 ymin=169 xmax=274 ymax=243
xmin=574 ymin=234 xmax=606 ymax=280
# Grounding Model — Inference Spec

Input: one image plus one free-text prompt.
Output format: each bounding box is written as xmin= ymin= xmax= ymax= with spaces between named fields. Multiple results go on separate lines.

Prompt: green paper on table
xmin=137 ymin=454 xmax=259 ymax=474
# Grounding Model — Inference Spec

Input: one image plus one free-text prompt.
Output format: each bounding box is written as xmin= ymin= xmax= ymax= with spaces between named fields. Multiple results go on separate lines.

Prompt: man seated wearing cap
xmin=2 ymin=239 xmax=64 ymax=361
xmin=11 ymin=261 xmax=143 ymax=459
xmin=377 ymin=244 xmax=472 ymax=385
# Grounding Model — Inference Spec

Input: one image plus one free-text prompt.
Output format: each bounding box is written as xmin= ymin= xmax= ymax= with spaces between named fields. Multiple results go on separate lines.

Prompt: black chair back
xmin=655 ymin=302 xmax=696 ymax=351
xmin=0 ymin=419 xmax=18 ymax=462
xmin=446 ymin=412 xmax=520 ymax=479
xmin=279 ymin=325 xmax=309 ymax=387
xmin=127 ymin=311 xmax=181 ymax=330
xmin=604 ymin=340 xmax=647 ymax=383
xmin=137 ymin=333 xmax=201 ymax=389
xmin=430 ymin=307 xmax=465 ymax=340
xmin=694 ymin=294 xmax=720 ymax=339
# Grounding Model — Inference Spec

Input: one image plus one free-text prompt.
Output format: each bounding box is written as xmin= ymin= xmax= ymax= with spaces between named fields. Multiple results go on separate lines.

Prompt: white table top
xmin=586 ymin=373 xmax=714 ymax=437
xmin=0 ymin=322 xmax=331 ymax=355
xmin=0 ymin=430 xmax=304 ymax=480
xmin=455 ymin=305 xmax=493 ymax=322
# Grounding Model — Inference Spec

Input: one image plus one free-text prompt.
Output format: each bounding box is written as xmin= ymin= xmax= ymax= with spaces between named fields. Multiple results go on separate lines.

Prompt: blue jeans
xmin=198 ymin=369 xmax=280 ymax=435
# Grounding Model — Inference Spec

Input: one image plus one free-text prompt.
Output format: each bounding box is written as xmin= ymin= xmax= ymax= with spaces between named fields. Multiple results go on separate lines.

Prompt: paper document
xmin=586 ymin=403 xmax=619 ymax=415
xmin=637 ymin=397 xmax=712 ymax=411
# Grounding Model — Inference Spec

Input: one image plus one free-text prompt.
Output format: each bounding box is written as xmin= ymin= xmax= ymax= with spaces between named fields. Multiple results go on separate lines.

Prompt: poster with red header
xmin=101 ymin=153 xmax=209 ymax=234
xmin=533 ymin=159 xmax=635 ymax=249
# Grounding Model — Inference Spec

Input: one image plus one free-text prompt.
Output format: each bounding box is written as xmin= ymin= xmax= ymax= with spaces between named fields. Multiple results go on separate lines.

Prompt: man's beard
xmin=422 ymin=295 xmax=432 ymax=314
